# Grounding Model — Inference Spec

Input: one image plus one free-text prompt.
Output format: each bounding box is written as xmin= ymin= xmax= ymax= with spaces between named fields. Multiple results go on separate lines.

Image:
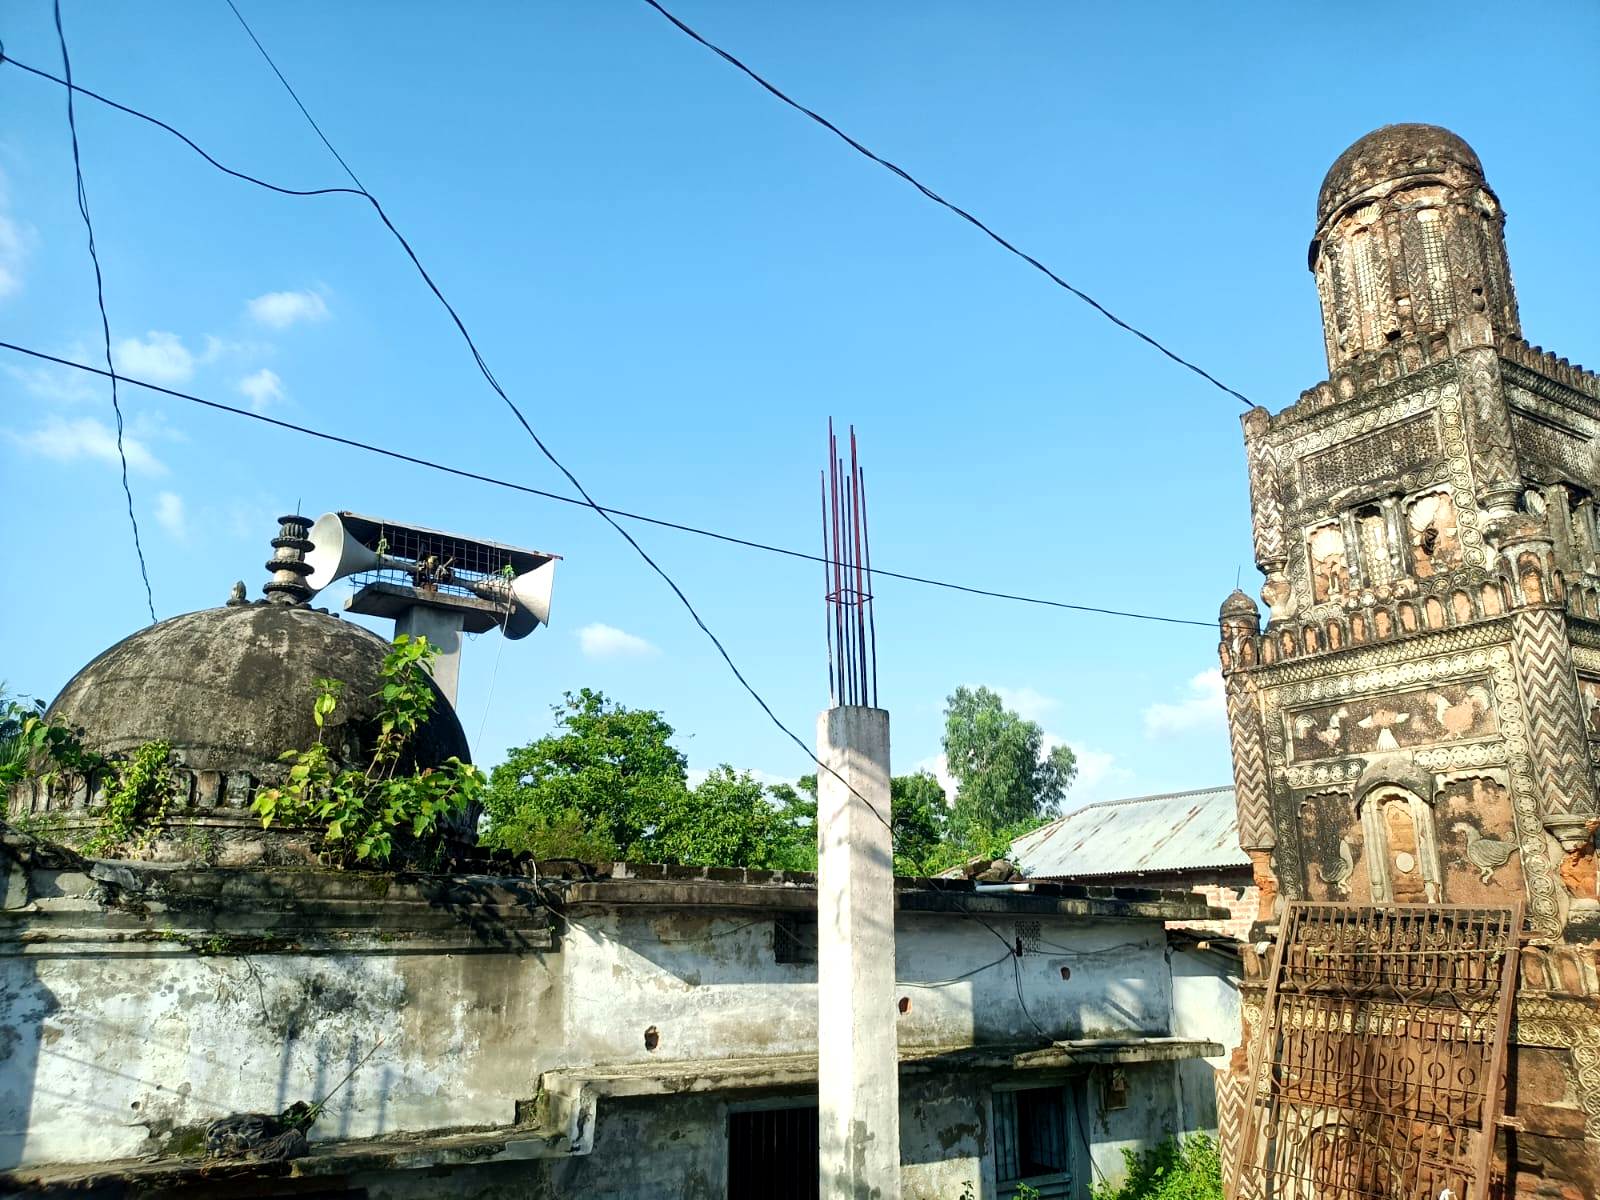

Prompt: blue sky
xmin=3 ymin=2 xmax=1597 ymax=808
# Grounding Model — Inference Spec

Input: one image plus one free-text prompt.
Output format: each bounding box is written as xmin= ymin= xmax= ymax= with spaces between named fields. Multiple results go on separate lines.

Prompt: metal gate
xmin=1231 ymin=902 xmax=1521 ymax=1200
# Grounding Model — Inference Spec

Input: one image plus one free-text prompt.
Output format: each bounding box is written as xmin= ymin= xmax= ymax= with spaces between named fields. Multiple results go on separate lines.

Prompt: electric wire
xmin=901 ymin=949 xmax=1014 ymax=989
xmin=0 ymin=53 xmax=1212 ymax=632
xmin=1035 ymin=938 xmax=1147 ymax=958
xmin=221 ymin=0 xmax=367 ymax=191
xmin=0 ymin=44 xmax=897 ymax=835
xmin=639 ymin=0 xmax=1255 ymax=410
xmin=1011 ymin=951 xmax=1056 ymax=1043
xmin=0 ymin=342 xmax=1214 ymax=630
xmin=47 ymin=5 xmax=157 ymax=624
xmin=0 ymin=52 xmax=1215 ymax=632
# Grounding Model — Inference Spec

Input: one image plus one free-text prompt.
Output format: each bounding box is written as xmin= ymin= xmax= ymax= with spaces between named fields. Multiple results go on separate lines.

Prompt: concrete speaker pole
xmin=816 ymin=704 xmax=900 ymax=1199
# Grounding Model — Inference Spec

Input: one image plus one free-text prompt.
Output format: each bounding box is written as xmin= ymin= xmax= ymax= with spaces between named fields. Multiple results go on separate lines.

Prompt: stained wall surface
xmin=0 ymin=857 xmax=1213 ymax=1196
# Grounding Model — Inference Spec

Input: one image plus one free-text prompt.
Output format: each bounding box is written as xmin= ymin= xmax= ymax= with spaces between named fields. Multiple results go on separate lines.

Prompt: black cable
xmin=0 ymin=343 xmax=1216 ymax=634
xmin=639 ymin=0 xmax=1255 ymax=410
xmin=48 ymin=4 xmax=156 ymax=624
xmin=0 ymin=53 xmax=1213 ymax=633
xmin=0 ymin=45 xmax=1222 ymax=829
xmin=1071 ymin=1076 xmax=1111 ymax=1186
xmin=221 ymin=0 xmax=366 ymax=191
xmin=902 ymin=949 xmax=1014 ymax=988
xmin=5 ymin=39 xmax=898 ymax=835
xmin=1035 ymin=938 xmax=1147 ymax=958
xmin=1011 ymin=951 xmax=1056 ymax=1043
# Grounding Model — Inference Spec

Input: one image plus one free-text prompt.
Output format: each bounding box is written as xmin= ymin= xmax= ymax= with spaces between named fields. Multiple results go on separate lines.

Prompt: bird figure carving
xmin=1357 ymin=707 xmax=1409 ymax=751
xmin=1431 ymin=686 xmax=1491 ymax=739
xmin=1315 ymin=839 xmax=1354 ymax=897
xmin=1293 ymin=707 xmax=1349 ymax=750
xmin=1453 ymin=822 xmax=1519 ymax=884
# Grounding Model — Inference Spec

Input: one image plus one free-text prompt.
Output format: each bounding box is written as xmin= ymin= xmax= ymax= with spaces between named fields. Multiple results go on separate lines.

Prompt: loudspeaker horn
xmin=304 ymin=512 xmax=387 ymax=595
xmin=469 ymin=559 xmax=556 ymax=639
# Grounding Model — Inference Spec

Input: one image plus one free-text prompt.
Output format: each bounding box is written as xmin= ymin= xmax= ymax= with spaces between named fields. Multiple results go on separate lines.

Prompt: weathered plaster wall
xmin=322 ymin=1084 xmax=995 ymax=1200
xmin=893 ymin=914 xmax=1171 ymax=1047
xmin=1 ymin=856 xmax=1207 ymax=1189
xmin=558 ymin=908 xmax=1172 ymax=1070
xmin=1167 ymin=947 xmax=1241 ymax=1133
xmin=0 ymin=944 xmax=555 ymax=1167
xmin=1081 ymin=1062 xmax=1185 ymax=1187
xmin=899 ymin=1075 xmax=992 ymax=1200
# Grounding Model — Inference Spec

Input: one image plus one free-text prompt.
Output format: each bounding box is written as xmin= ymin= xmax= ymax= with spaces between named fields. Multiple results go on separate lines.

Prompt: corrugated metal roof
xmin=1010 ymin=785 xmax=1248 ymax=880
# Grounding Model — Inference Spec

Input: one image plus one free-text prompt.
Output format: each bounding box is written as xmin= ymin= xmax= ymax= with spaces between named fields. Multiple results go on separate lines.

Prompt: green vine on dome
xmin=253 ymin=634 xmax=484 ymax=868
xmin=85 ymin=740 xmax=179 ymax=856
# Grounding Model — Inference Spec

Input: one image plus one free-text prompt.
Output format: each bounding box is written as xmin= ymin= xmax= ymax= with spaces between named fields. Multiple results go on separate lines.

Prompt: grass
xmin=1090 ymin=1133 xmax=1224 ymax=1200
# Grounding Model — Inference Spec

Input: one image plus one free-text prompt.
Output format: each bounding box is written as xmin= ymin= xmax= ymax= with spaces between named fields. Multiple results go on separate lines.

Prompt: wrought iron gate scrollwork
xmin=1231 ymin=902 xmax=1521 ymax=1200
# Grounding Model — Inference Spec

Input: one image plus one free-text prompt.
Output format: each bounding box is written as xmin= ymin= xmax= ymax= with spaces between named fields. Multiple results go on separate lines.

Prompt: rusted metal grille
xmin=1231 ymin=902 xmax=1520 ymax=1200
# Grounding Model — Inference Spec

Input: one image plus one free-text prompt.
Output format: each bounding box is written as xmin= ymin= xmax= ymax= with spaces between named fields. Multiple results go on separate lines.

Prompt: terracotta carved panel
xmin=1288 ymin=680 xmax=1497 ymax=762
xmin=1578 ymin=675 xmax=1600 ymax=739
xmin=1298 ymin=791 xmax=1368 ymax=903
xmin=1407 ymin=489 xmax=1462 ymax=578
xmin=1437 ymin=777 xmax=1523 ymax=904
xmin=1308 ymin=522 xmax=1350 ymax=604
xmin=1356 ymin=507 xmax=1394 ymax=587
xmin=1381 ymin=796 xmax=1430 ymax=901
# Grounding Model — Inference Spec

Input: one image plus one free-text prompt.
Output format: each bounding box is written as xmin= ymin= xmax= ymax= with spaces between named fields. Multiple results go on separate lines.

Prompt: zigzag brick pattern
xmin=1513 ymin=608 xmax=1594 ymax=816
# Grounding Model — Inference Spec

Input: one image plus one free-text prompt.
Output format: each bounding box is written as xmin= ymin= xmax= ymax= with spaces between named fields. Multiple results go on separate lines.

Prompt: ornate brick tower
xmin=1218 ymin=124 xmax=1599 ymax=1196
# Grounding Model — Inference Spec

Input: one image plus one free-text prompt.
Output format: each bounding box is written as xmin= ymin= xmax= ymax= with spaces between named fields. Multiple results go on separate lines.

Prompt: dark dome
xmin=1317 ymin=124 xmax=1485 ymax=230
xmin=49 ymin=603 xmax=469 ymax=774
xmin=1220 ymin=589 xmax=1261 ymax=621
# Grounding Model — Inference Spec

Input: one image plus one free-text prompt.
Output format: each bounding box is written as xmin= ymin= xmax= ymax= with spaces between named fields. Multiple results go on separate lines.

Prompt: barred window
xmin=773 ymin=913 xmax=816 ymax=964
xmin=994 ymin=1084 xmax=1078 ymax=1199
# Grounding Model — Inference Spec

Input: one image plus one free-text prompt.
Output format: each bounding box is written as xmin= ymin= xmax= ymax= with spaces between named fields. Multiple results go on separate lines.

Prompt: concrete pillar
xmin=816 ymin=705 xmax=900 ymax=1200
xmin=394 ymin=605 xmax=465 ymax=706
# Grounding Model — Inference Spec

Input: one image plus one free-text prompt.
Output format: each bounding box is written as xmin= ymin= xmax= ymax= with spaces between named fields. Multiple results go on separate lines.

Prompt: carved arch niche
xmin=1297 ymin=789 xmax=1365 ymax=902
xmin=1308 ymin=522 xmax=1350 ymax=604
xmin=1356 ymin=781 xmax=1444 ymax=903
xmin=1406 ymin=488 xmax=1462 ymax=579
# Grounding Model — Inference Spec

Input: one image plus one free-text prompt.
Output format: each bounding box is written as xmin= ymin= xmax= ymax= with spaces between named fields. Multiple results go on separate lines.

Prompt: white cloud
xmin=6 ymin=361 xmax=96 ymax=404
xmin=577 ymin=622 xmax=658 ymax=659
xmin=237 ymin=368 xmax=284 ymax=412
xmin=1142 ymin=669 xmax=1227 ymax=737
xmin=917 ymin=752 xmax=958 ymax=807
xmin=8 ymin=415 xmax=166 ymax=475
xmin=993 ymin=686 xmax=1060 ymax=725
xmin=1044 ymin=733 xmax=1134 ymax=808
xmin=154 ymin=491 xmax=186 ymax=539
xmin=114 ymin=331 xmax=195 ymax=384
xmin=0 ymin=216 xmax=24 ymax=299
xmin=0 ymin=170 xmax=29 ymax=300
xmin=247 ymin=289 xmax=329 ymax=329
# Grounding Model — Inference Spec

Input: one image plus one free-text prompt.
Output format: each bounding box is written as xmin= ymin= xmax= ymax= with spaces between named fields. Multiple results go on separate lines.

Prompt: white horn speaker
xmin=304 ymin=512 xmax=385 ymax=594
xmin=469 ymin=559 xmax=556 ymax=639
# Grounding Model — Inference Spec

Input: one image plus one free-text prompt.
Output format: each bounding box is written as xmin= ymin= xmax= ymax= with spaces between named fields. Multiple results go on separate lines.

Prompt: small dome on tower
xmin=1220 ymin=589 xmax=1261 ymax=621
xmin=1316 ymin=124 xmax=1484 ymax=230
xmin=1307 ymin=123 xmax=1518 ymax=370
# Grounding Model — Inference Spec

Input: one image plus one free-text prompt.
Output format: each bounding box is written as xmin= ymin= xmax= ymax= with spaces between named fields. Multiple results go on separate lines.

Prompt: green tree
xmin=769 ymin=769 xmax=956 ymax=876
xmin=941 ymin=686 xmax=1076 ymax=846
xmin=653 ymin=766 xmax=789 ymax=868
xmin=890 ymin=770 xmax=951 ymax=875
xmin=481 ymin=689 xmax=687 ymax=859
xmin=766 ymin=776 xmax=818 ymax=872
